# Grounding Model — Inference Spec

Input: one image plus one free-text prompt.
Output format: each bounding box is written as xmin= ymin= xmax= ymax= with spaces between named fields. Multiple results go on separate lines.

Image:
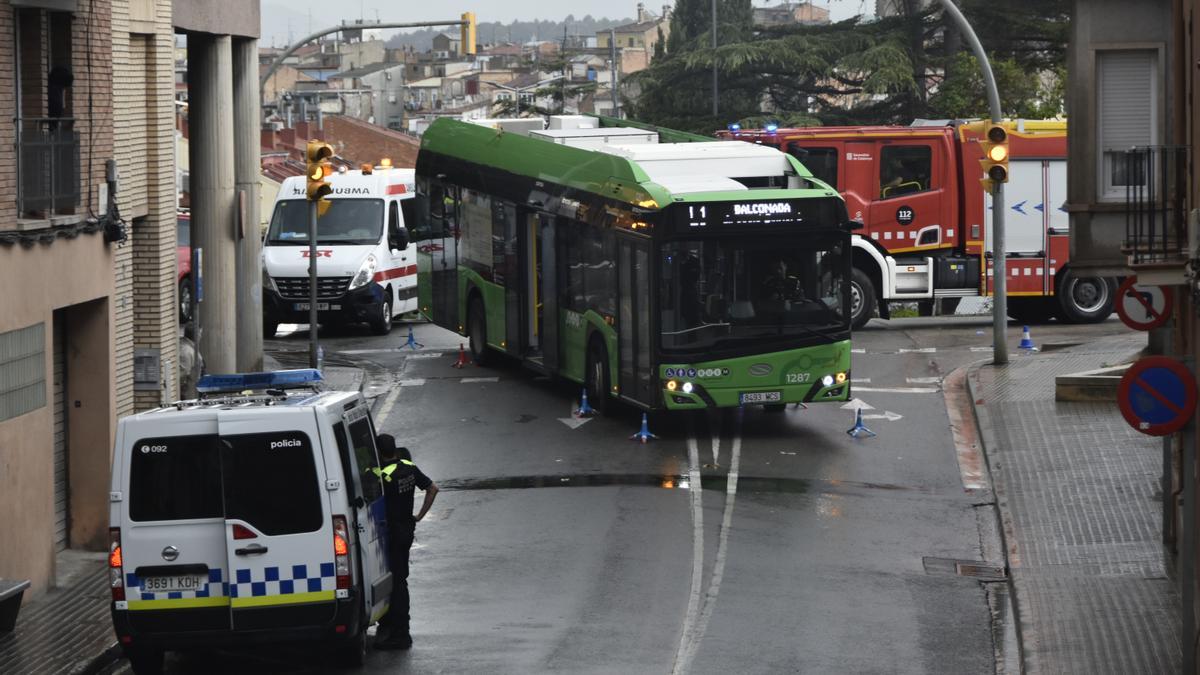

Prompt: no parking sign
xmin=1118 ymin=357 xmax=1197 ymax=436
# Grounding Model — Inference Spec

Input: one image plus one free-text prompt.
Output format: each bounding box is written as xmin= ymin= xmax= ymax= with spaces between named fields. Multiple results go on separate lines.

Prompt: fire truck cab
xmin=722 ymin=120 xmax=1116 ymax=329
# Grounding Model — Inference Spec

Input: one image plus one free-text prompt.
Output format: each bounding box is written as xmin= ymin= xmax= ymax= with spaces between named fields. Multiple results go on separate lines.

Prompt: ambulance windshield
xmin=266 ymin=199 xmax=384 ymax=246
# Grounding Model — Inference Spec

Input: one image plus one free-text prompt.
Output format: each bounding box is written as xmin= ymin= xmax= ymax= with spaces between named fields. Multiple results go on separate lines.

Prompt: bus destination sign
xmin=675 ymin=199 xmax=837 ymax=231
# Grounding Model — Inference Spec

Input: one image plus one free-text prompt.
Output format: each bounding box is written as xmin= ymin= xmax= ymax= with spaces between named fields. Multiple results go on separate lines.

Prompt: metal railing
xmin=1124 ymin=145 xmax=1189 ymax=266
xmin=17 ymin=117 xmax=80 ymax=217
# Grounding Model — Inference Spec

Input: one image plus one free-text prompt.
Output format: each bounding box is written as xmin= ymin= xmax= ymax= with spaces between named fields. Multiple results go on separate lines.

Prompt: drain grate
xmin=923 ymin=556 xmax=1007 ymax=581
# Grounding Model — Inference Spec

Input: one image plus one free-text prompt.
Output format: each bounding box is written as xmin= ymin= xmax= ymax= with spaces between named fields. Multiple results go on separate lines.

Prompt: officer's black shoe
xmin=375 ymin=635 xmax=413 ymax=650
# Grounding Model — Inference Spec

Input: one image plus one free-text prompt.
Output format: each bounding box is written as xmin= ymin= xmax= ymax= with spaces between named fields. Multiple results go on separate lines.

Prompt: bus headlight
xmin=682 ymin=382 xmax=694 ymax=394
xmin=348 ymin=254 xmax=379 ymax=290
xmin=821 ymin=374 xmax=835 ymax=387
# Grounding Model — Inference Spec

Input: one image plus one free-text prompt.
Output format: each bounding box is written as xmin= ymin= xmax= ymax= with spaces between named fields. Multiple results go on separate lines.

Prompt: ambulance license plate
xmin=740 ymin=391 xmax=781 ymax=404
xmin=293 ymin=302 xmax=339 ymax=311
xmin=141 ymin=575 xmax=206 ymax=593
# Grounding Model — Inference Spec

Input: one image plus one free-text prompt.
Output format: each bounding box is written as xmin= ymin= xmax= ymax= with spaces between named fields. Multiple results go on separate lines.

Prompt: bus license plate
xmin=141 ymin=575 xmax=206 ymax=593
xmin=740 ymin=391 xmax=781 ymax=404
xmin=293 ymin=302 xmax=338 ymax=311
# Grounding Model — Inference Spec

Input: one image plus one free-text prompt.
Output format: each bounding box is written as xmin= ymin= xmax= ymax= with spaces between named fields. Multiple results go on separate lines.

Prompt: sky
xmin=259 ymin=0 xmax=877 ymax=48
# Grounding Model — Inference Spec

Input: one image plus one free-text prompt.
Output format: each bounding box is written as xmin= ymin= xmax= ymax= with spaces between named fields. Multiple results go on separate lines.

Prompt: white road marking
xmin=906 ymin=376 xmax=942 ymax=384
xmin=851 ymin=348 xmax=867 ymax=354
xmin=557 ymin=417 xmax=591 ymax=429
xmin=840 ymin=398 xmax=875 ymax=410
xmin=460 ymin=377 xmax=499 ymax=383
xmin=673 ymin=429 xmax=707 ymax=675
xmin=850 ymin=378 xmax=871 ymax=384
xmin=406 ymin=352 xmax=445 ymax=359
xmin=861 ymin=410 xmax=903 ymax=421
xmin=898 ymin=347 xmax=937 ymax=353
xmin=853 ymin=386 xmax=939 ymax=394
xmin=397 ymin=379 xmax=426 ymax=387
xmin=970 ymin=346 xmax=992 ymax=352
xmin=374 ymin=386 xmax=402 ymax=426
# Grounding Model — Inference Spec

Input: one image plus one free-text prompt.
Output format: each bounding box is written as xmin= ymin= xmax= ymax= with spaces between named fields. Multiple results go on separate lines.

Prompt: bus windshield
xmin=266 ymin=199 xmax=384 ymax=246
xmin=660 ymin=234 xmax=848 ymax=352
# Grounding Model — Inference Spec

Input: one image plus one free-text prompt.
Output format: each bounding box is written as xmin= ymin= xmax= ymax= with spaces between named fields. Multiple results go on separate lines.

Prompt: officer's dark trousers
xmin=382 ymin=520 xmax=415 ymax=636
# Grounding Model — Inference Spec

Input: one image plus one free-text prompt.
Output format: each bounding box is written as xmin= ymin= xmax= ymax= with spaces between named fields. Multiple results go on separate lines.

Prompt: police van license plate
xmin=740 ymin=391 xmax=781 ymax=404
xmin=293 ymin=302 xmax=339 ymax=311
xmin=141 ymin=575 xmax=206 ymax=593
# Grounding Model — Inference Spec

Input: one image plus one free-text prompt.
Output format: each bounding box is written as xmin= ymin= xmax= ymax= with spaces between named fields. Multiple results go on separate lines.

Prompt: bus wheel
xmin=850 ymin=267 xmax=876 ymax=330
xmin=586 ymin=339 xmax=610 ymax=415
xmin=371 ymin=297 xmax=393 ymax=335
xmin=1056 ymin=271 xmax=1116 ymax=324
xmin=468 ymin=298 xmax=490 ymax=366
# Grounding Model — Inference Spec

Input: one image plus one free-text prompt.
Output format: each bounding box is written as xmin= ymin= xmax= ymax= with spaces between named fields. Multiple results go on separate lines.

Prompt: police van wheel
xmin=123 ymin=645 xmax=164 ymax=675
xmin=371 ymin=297 xmax=393 ymax=336
xmin=468 ymin=298 xmax=490 ymax=366
xmin=334 ymin=628 xmax=367 ymax=667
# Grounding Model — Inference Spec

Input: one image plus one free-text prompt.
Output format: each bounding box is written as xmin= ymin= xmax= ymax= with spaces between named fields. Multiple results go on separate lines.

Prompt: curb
xmin=964 ymin=360 xmax=1027 ymax=675
xmin=79 ymin=641 xmax=122 ymax=675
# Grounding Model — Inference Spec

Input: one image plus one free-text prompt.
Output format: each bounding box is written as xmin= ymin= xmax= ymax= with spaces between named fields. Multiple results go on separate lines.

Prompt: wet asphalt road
xmin=161 ymin=314 xmax=1136 ymax=674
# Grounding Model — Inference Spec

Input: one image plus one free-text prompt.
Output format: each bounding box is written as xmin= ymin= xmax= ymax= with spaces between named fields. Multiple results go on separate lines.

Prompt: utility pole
xmin=938 ymin=0 xmax=1007 ymax=365
xmin=711 ymin=0 xmax=718 ymax=117
xmin=610 ymin=29 xmax=619 ymax=117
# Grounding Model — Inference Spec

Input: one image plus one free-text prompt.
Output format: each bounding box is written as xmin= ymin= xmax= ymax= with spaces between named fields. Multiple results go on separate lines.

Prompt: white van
xmin=108 ymin=370 xmax=393 ymax=671
xmin=263 ymin=166 xmax=418 ymax=337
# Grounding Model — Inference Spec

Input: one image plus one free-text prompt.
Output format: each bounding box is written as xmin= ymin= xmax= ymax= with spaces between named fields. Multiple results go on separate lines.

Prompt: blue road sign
xmin=1118 ymin=357 xmax=1197 ymax=436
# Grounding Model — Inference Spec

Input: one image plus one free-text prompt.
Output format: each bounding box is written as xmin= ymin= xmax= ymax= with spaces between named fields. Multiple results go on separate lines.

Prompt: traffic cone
xmin=402 ymin=326 xmax=423 ymax=350
xmin=630 ymin=413 xmax=658 ymax=443
xmin=574 ymin=388 xmax=596 ymax=417
xmin=1017 ymin=325 xmax=1037 ymax=351
xmin=452 ymin=343 xmax=471 ymax=369
xmin=846 ymin=408 xmax=877 ymax=439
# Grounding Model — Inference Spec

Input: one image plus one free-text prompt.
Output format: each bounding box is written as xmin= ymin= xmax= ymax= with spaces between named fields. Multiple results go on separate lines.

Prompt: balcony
xmin=16 ymin=117 xmax=80 ymax=222
xmin=1123 ymin=145 xmax=1189 ymax=281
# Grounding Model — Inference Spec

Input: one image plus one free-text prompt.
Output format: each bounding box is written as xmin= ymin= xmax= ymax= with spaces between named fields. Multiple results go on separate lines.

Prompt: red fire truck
xmin=719 ymin=120 xmax=1116 ymax=329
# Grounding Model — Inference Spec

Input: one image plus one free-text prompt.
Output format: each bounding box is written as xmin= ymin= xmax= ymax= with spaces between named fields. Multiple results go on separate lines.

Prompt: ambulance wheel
xmin=123 ymin=645 xmax=164 ymax=675
xmin=263 ymin=318 xmax=278 ymax=339
xmin=1007 ymin=297 xmax=1057 ymax=324
xmin=468 ymin=297 xmax=491 ymax=366
xmin=849 ymin=267 xmax=876 ymax=330
xmin=371 ymin=297 xmax=393 ymax=335
xmin=586 ymin=338 xmax=610 ymax=416
xmin=1056 ymin=271 xmax=1116 ymax=324
xmin=333 ymin=628 xmax=367 ymax=667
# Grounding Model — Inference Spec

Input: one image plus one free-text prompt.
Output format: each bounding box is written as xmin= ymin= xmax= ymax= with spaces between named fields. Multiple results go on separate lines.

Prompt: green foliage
xmin=928 ymin=52 xmax=1065 ymax=120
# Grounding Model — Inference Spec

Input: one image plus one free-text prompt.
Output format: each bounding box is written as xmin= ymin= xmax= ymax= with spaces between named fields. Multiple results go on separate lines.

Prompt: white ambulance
xmin=108 ymin=370 xmax=394 ymax=671
xmin=262 ymin=164 xmax=418 ymax=337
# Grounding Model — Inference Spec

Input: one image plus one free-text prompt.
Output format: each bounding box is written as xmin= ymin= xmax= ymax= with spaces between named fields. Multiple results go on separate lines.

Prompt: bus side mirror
xmin=391 ymin=226 xmax=409 ymax=251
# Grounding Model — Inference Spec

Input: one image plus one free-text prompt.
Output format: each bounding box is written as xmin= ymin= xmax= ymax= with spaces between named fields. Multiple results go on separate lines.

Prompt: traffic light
xmin=978 ymin=124 xmax=1009 ymax=191
xmin=460 ymin=12 xmax=476 ymax=56
xmin=305 ymin=140 xmax=334 ymax=202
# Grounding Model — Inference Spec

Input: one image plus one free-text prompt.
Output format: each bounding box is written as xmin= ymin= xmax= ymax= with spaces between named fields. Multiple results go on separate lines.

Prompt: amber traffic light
xmin=305 ymin=140 xmax=334 ymax=202
xmin=978 ymin=124 xmax=1009 ymax=191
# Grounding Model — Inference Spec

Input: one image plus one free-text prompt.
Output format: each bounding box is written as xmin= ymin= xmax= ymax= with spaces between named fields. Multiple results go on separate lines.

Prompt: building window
xmin=1097 ymin=49 xmax=1157 ymax=200
xmin=0 ymin=323 xmax=46 ymax=422
xmin=628 ymin=37 xmax=635 ymax=47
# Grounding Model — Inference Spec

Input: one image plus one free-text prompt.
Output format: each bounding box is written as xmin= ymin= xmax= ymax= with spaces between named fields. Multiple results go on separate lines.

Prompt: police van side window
xmin=348 ymin=418 xmax=383 ymax=503
xmin=129 ymin=435 xmax=223 ymax=522
xmin=220 ymin=432 xmax=323 ymax=535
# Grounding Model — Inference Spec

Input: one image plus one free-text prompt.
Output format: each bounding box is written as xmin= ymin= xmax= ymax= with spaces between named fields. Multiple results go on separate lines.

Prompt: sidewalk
xmin=968 ymin=333 xmax=1182 ymax=673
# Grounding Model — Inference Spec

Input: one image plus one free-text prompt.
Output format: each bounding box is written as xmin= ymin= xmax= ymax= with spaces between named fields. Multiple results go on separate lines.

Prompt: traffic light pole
xmin=938 ymin=0 xmax=1007 ymax=365
xmin=309 ymin=201 xmax=320 ymax=370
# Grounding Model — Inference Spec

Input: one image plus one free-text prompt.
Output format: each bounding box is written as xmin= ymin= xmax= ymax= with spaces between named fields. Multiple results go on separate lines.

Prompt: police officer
xmin=373 ymin=434 xmax=438 ymax=650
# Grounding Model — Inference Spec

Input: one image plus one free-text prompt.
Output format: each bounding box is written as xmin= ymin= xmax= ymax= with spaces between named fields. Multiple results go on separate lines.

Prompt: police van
xmin=263 ymin=163 xmax=418 ymax=338
xmin=109 ymin=370 xmax=394 ymax=671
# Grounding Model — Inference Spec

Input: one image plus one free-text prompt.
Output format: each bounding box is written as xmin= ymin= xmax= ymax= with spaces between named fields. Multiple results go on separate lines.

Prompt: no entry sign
xmin=1118 ymin=356 xmax=1197 ymax=436
xmin=1116 ymin=277 xmax=1172 ymax=331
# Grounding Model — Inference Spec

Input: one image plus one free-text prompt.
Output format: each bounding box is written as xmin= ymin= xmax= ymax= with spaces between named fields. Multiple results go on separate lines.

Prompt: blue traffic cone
xmin=1017 ymin=325 xmax=1037 ymax=351
xmin=630 ymin=413 xmax=658 ymax=443
xmin=402 ymin=326 xmax=424 ymax=350
xmin=846 ymin=408 xmax=877 ymax=439
xmin=574 ymin=388 xmax=596 ymax=418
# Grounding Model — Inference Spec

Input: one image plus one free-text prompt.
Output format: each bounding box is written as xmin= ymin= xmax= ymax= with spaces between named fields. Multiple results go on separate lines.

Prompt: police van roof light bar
xmin=196 ymin=369 xmax=325 ymax=395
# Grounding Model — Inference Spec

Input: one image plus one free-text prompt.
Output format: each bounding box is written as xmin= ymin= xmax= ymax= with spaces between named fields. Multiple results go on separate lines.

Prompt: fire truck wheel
xmin=849 ymin=267 xmax=877 ymax=330
xmin=1056 ymin=271 xmax=1116 ymax=324
xmin=1007 ymin=297 xmax=1057 ymax=324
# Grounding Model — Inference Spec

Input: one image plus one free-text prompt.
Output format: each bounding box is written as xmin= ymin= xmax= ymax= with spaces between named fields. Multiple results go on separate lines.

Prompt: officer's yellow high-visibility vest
xmin=371 ymin=460 xmax=414 ymax=482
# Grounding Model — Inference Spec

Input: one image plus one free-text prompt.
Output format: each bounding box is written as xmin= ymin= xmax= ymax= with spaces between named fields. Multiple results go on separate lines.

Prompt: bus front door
xmin=522 ymin=211 xmax=559 ymax=370
xmin=618 ymin=237 xmax=654 ymax=404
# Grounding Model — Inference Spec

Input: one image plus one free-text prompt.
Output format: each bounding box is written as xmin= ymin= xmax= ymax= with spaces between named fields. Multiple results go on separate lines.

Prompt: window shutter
xmin=1097 ymin=50 xmax=1155 ymax=152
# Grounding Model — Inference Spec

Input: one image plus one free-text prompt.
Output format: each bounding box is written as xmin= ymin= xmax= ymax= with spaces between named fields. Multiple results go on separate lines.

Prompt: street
xmin=154 ymin=315 xmax=1134 ymax=674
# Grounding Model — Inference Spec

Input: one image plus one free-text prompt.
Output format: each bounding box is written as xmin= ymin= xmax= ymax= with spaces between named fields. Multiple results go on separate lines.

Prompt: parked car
xmin=177 ymin=212 xmax=192 ymax=324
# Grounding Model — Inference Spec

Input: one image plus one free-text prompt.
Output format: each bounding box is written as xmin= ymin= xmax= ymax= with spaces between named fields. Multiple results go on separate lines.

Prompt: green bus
xmin=413 ymin=116 xmax=854 ymax=412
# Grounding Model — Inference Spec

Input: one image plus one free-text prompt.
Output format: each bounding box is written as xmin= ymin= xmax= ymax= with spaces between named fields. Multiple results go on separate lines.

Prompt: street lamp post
xmin=938 ymin=0 xmax=1008 ymax=365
